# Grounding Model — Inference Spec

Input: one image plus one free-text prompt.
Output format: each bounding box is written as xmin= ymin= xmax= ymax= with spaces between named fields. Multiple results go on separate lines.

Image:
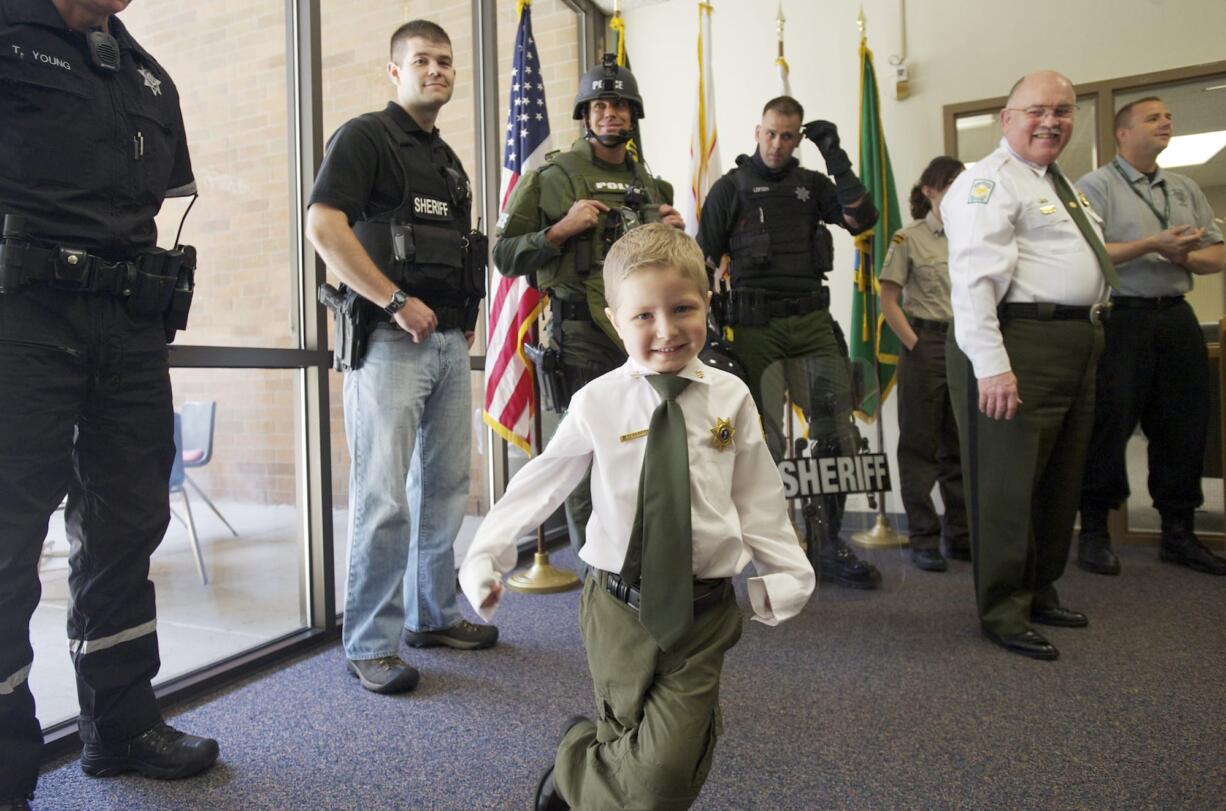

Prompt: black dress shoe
xmin=945 ymin=544 xmax=972 ymax=562
xmin=80 ymin=723 xmax=219 ymax=779
xmin=984 ymin=628 xmax=1059 ymax=660
xmin=1031 ymin=605 xmax=1088 ymax=628
xmin=912 ymin=548 xmax=948 ymax=572
xmin=535 ymin=766 xmax=569 ymax=811
xmin=1077 ymin=532 xmax=1121 ymax=575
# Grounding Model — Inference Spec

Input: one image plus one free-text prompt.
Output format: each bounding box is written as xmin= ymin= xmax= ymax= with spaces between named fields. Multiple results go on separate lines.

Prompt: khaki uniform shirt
xmin=879 ymin=212 xmax=953 ymax=322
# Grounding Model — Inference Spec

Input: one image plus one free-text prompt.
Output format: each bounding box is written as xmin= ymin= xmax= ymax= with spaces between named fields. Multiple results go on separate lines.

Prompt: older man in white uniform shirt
xmin=942 ymin=70 xmax=1112 ymax=661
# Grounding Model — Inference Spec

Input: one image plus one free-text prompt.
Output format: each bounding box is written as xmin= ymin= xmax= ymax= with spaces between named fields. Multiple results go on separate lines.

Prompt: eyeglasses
xmin=1003 ymin=105 xmax=1079 ymax=120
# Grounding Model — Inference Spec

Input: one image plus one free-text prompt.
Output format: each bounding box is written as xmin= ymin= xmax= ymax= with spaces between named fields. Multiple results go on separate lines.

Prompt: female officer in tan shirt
xmin=880 ymin=156 xmax=969 ymax=572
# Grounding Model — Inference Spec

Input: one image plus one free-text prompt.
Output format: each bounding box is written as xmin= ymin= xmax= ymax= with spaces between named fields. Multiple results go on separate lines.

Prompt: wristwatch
xmin=383 ymin=289 xmax=409 ymax=316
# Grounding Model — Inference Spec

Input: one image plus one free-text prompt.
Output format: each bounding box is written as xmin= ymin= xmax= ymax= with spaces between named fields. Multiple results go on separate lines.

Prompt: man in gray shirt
xmin=1075 ymin=96 xmax=1226 ymax=576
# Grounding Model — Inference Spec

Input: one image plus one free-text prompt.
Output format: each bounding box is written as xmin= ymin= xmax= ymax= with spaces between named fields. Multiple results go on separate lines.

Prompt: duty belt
xmin=763 ymin=289 xmax=830 ymax=318
xmin=600 ymin=570 xmax=730 ymax=616
xmin=1110 ymin=295 xmax=1185 ymax=310
xmin=998 ymin=302 xmax=1110 ymax=325
xmin=0 ymin=239 xmax=191 ymax=298
xmin=909 ymin=317 xmax=950 ymax=335
xmin=376 ymin=300 xmax=469 ymax=332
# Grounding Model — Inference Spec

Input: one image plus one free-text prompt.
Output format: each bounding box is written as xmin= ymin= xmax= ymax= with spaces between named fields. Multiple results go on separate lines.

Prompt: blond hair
xmin=602 ymin=223 xmax=708 ymax=309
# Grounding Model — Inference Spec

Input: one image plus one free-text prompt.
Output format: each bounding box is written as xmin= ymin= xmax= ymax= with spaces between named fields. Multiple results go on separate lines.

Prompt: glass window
xmin=118 ymin=5 xmax=298 ymax=349
xmin=34 ymin=369 xmax=308 ymax=728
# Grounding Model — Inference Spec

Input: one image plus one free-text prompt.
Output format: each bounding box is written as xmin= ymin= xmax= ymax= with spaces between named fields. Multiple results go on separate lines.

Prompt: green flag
xmin=848 ymin=37 xmax=901 ymax=421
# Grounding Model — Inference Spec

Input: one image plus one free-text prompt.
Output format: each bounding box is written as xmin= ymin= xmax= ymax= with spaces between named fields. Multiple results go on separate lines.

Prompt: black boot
xmin=803 ymin=497 xmax=880 ymax=589
xmin=1077 ymin=508 xmax=1120 ymax=575
xmin=80 ymin=723 xmax=219 ymax=779
xmin=1160 ymin=514 xmax=1226 ymax=576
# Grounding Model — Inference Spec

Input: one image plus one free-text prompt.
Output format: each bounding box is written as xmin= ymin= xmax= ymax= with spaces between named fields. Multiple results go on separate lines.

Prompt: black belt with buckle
xmin=910 ymin=317 xmax=950 ymax=334
xmin=601 ymin=570 xmax=730 ymax=616
xmin=552 ymin=297 xmax=592 ymax=322
xmin=1110 ymin=295 xmax=1184 ymax=310
xmin=998 ymin=302 xmax=1110 ymax=325
xmin=0 ymin=240 xmax=133 ymax=295
xmin=764 ymin=289 xmax=830 ymax=318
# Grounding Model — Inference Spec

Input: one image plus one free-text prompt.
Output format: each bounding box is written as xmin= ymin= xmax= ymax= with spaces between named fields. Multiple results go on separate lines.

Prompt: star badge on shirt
xmin=137 ymin=66 xmax=163 ymax=97
xmin=795 ymin=187 xmax=811 ymax=202
xmin=709 ymin=418 xmax=735 ymax=450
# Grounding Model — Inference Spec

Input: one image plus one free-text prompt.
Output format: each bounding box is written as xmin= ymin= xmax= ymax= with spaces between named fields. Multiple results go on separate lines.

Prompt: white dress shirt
xmin=459 ymin=356 xmax=816 ymax=626
xmin=941 ymin=138 xmax=1108 ymax=378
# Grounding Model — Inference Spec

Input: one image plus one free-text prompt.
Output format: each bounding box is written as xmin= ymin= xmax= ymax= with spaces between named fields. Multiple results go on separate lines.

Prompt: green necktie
xmin=1048 ymin=162 xmax=1122 ymax=290
xmin=621 ymin=374 xmax=693 ymax=652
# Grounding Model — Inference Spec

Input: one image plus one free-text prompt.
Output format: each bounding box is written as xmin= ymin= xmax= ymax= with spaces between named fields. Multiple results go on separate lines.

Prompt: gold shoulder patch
xmin=891 ymin=233 xmax=905 ymax=245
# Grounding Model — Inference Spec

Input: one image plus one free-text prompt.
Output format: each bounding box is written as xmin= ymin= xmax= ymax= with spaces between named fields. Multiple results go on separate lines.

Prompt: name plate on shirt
xmin=777 ymin=453 xmax=893 ymax=499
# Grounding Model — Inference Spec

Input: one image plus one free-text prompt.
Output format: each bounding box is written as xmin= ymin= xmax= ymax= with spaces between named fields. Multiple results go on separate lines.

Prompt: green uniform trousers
xmin=557 ymin=317 xmax=626 ymax=574
xmin=555 ymin=574 xmax=743 ymax=811
xmin=896 ymin=327 xmax=968 ymax=552
xmin=730 ymin=308 xmax=853 ymax=462
xmin=947 ymin=318 xmax=1103 ymax=636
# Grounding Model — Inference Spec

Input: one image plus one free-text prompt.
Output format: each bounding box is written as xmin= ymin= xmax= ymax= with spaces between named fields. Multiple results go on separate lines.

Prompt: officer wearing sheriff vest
xmin=493 ymin=54 xmax=684 ymax=573
xmin=943 ymin=71 xmax=1111 ymax=661
xmin=696 ymin=95 xmax=880 ymax=589
xmin=306 ymin=19 xmax=493 ymax=696
xmin=1074 ymin=95 xmax=1226 ymax=578
xmin=0 ymin=1 xmax=217 ymax=806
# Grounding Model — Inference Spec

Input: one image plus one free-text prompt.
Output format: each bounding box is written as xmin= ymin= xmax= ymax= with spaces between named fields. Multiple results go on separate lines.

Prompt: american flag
xmin=483 ymin=2 xmax=550 ymax=455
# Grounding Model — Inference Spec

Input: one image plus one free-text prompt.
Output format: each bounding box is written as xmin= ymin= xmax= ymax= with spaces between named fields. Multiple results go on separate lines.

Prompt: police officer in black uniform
xmin=697 ymin=95 xmax=880 ymax=589
xmin=306 ymin=19 xmax=493 ymax=696
xmin=0 ymin=1 xmax=218 ymax=807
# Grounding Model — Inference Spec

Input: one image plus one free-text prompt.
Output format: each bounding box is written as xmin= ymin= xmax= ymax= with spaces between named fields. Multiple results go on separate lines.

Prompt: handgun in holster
xmin=318 ymin=282 xmax=371 ymax=371
xmin=522 ymin=341 xmax=569 ymax=413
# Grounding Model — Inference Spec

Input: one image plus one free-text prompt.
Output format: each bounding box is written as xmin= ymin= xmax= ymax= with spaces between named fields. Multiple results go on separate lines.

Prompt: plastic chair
xmin=170 ymin=413 xmax=208 ymax=585
xmin=179 ymin=401 xmax=238 ymax=538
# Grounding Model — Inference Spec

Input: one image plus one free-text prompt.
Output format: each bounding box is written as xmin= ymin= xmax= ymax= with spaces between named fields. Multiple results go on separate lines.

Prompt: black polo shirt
xmin=0 ymin=0 xmax=194 ymax=260
xmin=308 ymin=102 xmax=468 ymax=227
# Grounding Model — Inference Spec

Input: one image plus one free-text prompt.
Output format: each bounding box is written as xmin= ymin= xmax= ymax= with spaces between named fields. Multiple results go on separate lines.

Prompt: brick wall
xmin=121 ymin=1 xmax=579 ymax=508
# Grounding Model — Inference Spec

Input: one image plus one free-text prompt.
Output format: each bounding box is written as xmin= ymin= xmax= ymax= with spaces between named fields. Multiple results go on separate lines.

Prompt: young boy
xmin=460 ymin=223 xmax=815 ymax=810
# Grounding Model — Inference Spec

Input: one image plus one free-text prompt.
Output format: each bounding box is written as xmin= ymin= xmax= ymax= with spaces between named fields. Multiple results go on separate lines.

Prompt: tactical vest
xmin=352 ymin=111 xmax=474 ymax=305
xmin=727 ymin=157 xmax=834 ymax=293
xmin=536 ymin=148 xmax=666 ymax=295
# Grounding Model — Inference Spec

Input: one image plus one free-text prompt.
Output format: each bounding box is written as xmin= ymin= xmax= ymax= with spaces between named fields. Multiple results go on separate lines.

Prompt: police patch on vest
xmin=413 ymin=195 xmax=451 ymax=220
xmin=967 ymin=180 xmax=995 ymax=205
xmin=593 ymin=181 xmax=630 ymax=192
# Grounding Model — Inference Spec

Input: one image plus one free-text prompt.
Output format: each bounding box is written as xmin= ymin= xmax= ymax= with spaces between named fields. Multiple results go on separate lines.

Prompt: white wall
xmin=621 ymin=0 xmax=1226 ymax=516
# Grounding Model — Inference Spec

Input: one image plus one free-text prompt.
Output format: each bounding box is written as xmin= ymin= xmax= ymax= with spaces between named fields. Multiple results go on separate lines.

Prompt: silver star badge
xmin=795 ymin=186 xmax=811 ymax=202
xmin=138 ymin=66 xmax=162 ymax=97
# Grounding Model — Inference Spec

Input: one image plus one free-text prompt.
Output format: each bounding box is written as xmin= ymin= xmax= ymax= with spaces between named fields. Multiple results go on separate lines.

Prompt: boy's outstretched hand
xmin=481 ymin=581 xmax=503 ymax=611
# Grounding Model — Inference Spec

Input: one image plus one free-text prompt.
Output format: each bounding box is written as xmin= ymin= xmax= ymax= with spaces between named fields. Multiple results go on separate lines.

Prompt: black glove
xmin=803 ymin=119 xmax=852 ymax=177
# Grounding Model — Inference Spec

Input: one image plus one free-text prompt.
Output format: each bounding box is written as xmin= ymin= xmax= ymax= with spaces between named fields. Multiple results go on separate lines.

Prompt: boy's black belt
xmin=1110 ymin=294 xmax=1184 ymax=310
xmin=910 ymin=317 xmax=950 ymax=334
xmin=998 ymin=302 xmax=1110 ymax=325
xmin=600 ymin=570 xmax=730 ymax=615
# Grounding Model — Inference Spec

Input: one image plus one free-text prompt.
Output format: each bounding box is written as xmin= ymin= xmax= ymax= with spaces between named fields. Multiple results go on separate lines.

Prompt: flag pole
xmin=849 ymin=12 xmax=903 ymax=549
xmin=507 ymin=311 xmax=581 ymax=593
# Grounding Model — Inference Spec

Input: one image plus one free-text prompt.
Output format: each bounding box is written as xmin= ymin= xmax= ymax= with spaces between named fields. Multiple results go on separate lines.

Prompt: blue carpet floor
xmin=32 ymin=543 xmax=1226 ymax=810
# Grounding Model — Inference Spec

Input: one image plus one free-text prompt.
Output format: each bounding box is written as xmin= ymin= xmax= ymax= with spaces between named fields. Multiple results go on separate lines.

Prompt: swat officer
xmin=696 ymin=96 xmax=880 ymax=589
xmin=0 ymin=1 xmax=218 ymax=807
xmin=493 ymin=54 xmax=683 ymax=571
xmin=306 ymin=19 xmax=493 ymax=696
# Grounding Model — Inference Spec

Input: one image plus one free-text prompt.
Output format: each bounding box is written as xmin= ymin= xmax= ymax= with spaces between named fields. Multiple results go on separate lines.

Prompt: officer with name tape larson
xmin=306 ymin=19 xmax=493 ymax=696
xmin=697 ymin=95 xmax=881 ymax=590
xmin=1 ymin=1 xmax=217 ymax=807
xmin=493 ymin=54 xmax=684 ymax=573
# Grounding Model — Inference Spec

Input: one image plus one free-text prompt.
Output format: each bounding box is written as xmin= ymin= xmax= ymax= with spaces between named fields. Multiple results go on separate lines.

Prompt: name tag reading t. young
xmin=777 ymin=453 xmax=893 ymax=499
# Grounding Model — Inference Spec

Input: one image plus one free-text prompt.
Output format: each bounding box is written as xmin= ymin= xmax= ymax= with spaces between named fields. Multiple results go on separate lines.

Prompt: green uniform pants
xmin=557 ymin=316 xmax=626 ymax=574
xmin=555 ymin=574 xmax=743 ymax=811
xmin=730 ymin=308 xmax=853 ymax=462
xmin=947 ymin=319 xmax=1102 ymax=636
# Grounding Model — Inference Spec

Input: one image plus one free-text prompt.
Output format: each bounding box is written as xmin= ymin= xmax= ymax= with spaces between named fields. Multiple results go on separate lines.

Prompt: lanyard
xmin=1113 ymin=158 xmax=1169 ymax=229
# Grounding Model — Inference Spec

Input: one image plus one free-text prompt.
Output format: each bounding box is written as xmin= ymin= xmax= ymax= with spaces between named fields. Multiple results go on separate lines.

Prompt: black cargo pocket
xmin=124 ymin=100 xmax=176 ymax=205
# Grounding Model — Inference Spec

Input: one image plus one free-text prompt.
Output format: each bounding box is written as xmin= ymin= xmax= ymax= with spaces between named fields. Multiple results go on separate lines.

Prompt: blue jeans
xmin=342 ymin=324 xmax=471 ymax=660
